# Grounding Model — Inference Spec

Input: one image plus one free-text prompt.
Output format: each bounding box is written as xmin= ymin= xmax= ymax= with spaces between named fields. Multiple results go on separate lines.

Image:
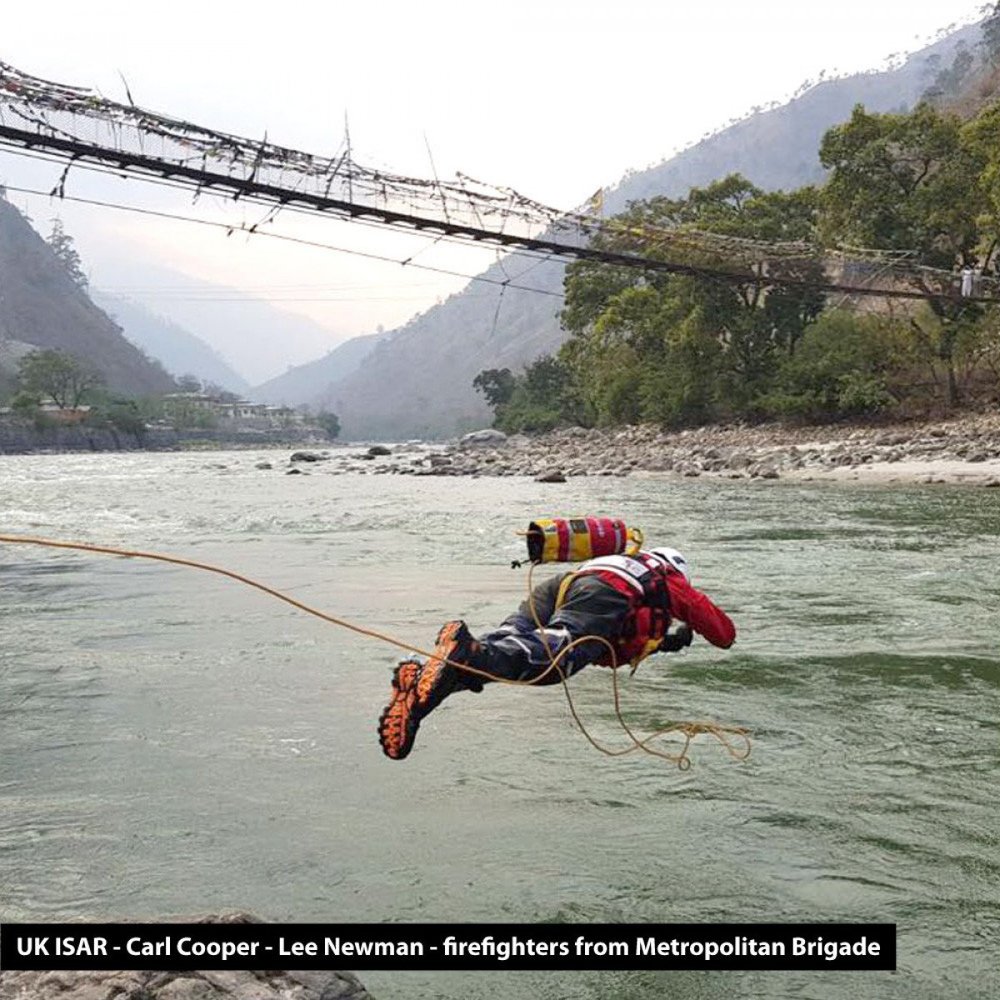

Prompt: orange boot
xmin=377 ymin=621 xmax=483 ymax=761
xmin=377 ymin=659 xmax=423 ymax=760
xmin=416 ymin=620 xmax=482 ymax=712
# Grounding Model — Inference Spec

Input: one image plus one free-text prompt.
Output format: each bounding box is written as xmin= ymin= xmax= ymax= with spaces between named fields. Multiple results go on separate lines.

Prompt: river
xmin=1 ymin=449 xmax=997 ymax=999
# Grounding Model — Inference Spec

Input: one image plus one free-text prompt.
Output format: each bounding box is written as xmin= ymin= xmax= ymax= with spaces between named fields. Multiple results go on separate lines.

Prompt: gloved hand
xmin=660 ymin=624 xmax=693 ymax=653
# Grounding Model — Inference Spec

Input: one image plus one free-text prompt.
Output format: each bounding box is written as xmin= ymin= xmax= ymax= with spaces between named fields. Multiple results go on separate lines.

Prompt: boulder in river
xmin=460 ymin=428 xmax=507 ymax=446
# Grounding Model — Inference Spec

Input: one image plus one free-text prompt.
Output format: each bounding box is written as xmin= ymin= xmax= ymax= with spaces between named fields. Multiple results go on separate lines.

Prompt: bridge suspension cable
xmin=2 ymin=59 xmax=998 ymax=305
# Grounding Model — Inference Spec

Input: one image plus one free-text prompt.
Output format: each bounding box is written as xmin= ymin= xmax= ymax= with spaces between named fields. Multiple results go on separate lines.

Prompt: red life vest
xmin=564 ymin=552 xmax=673 ymax=666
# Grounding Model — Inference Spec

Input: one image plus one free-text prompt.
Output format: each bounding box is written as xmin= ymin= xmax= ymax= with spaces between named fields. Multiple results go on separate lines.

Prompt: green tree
xmin=489 ymin=356 xmax=587 ymax=433
xmin=982 ymin=2 xmax=1000 ymax=65
xmin=820 ymin=104 xmax=984 ymax=269
xmin=962 ymin=102 xmax=1000 ymax=273
xmin=315 ymin=410 xmax=341 ymax=439
xmin=819 ymin=103 xmax=988 ymax=404
xmin=167 ymin=399 xmax=218 ymax=430
xmin=561 ymin=175 xmax=825 ymax=424
xmin=472 ymin=368 xmax=516 ymax=410
xmin=759 ymin=311 xmax=907 ymax=420
xmin=95 ymin=397 xmax=148 ymax=437
xmin=46 ymin=219 xmax=88 ymax=289
xmin=17 ymin=350 xmax=104 ymax=408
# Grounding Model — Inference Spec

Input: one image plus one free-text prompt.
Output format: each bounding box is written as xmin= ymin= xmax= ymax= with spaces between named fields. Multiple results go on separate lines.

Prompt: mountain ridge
xmin=92 ymin=291 xmax=250 ymax=394
xmin=0 ymin=195 xmax=177 ymax=398
xmin=306 ymin=23 xmax=979 ymax=439
xmin=251 ymin=328 xmax=392 ymax=406
xmin=79 ymin=259 xmax=347 ymax=385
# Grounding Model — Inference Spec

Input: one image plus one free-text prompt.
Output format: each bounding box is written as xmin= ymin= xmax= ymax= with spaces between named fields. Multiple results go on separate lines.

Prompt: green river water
xmin=1 ymin=450 xmax=997 ymax=999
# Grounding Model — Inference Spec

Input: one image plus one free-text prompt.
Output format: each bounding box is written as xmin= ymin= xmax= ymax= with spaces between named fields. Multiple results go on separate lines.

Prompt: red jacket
xmin=663 ymin=571 xmax=736 ymax=649
xmin=570 ymin=552 xmax=736 ymax=664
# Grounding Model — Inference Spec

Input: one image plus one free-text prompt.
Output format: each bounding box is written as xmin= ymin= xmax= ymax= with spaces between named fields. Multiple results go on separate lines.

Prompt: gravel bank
xmin=287 ymin=413 xmax=1000 ymax=487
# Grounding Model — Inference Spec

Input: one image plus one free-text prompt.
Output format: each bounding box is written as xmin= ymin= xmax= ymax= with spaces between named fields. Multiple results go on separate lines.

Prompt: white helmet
xmin=648 ymin=546 xmax=691 ymax=583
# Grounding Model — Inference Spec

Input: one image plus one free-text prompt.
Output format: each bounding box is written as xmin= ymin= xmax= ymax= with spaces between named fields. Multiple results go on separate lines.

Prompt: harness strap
xmin=553 ymin=555 xmax=674 ymax=670
xmin=554 ymin=571 xmax=579 ymax=611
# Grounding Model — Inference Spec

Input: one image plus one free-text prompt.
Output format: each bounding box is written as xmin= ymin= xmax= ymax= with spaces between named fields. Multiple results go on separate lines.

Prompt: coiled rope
xmin=521 ymin=561 xmax=750 ymax=768
xmin=0 ymin=533 xmax=750 ymax=768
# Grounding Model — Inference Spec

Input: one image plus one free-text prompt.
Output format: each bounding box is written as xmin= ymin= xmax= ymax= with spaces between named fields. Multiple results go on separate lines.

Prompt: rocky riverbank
xmin=0 ymin=422 xmax=327 ymax=455
xmin=0 ymin=967 xmax=370 ymax=1000
xmin=286 ymin=412 xmax=1000 ymax=487
xmin=0 ymin=914 xmax=373 ymax=1000
xmin=7 ymin=413 xmax=1000 ymax=486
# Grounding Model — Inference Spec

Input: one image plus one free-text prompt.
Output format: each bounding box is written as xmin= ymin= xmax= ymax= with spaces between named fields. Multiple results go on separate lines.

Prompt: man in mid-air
xmin=378 ymin=546 xmax=736 ymax=760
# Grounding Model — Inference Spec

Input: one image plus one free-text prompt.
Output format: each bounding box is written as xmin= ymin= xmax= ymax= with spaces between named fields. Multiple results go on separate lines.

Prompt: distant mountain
xmin=251 ymin=328 xmax=390 ymax=406
xmin=82 ymin=260 xmax=342 ymax=385
xmin=91 ymin=291 xmax=249 ymax=394
xmin=324 ymin=23 xmax=978 ymax=440
xmin=321 ymin=272 xmax=568 ymax=439
xmin=125 ymin=291 xmax=340 ymax=386
xmin=0 ymin=196 xmax=176 ymax=397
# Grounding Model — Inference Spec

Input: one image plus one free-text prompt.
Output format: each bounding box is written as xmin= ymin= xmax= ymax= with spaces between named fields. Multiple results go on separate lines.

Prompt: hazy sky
xmin=0 ymin=0 xmax=988 ymax=368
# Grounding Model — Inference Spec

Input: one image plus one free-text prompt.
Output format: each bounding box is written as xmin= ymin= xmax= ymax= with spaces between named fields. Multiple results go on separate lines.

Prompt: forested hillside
xmin=320 ymin=22 xmax=978 ymax=439
xmin=483 ymin=13 xmax=1000 ymax=433
xmin=0 ymin=196 xmax=175 ymax=397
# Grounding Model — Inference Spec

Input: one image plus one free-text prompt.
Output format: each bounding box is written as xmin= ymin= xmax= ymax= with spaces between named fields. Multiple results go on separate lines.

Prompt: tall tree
xmin=923 ymin=42 xmax=975 ymax=102
xmin=982 ymin=2 xmax=1000 ymax=65
xmin=472 ymin=368 xmax=516 ymax=410
xmin=819 ymin=103 xmax=988 ymax=404
xmin=962 ymin=102 xmax=1000 ymax=274
xmin=315 ymin=410 xmax=340 ymax=440
xmin=46 ymin=219 xmax=88 ymax=289
xmin=18 ymin=350 xmax=103 ymax=408
xmin=561 ymin=175 xmax=825 ymax=424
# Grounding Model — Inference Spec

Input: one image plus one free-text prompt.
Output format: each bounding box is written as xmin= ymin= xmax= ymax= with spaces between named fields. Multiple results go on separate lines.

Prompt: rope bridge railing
xmin=2 ymin=59 xmax=998 ymax=304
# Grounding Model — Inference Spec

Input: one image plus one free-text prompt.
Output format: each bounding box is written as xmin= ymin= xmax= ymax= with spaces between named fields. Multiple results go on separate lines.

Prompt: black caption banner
xmin=0 ymin=922 xmax=896 ymax=972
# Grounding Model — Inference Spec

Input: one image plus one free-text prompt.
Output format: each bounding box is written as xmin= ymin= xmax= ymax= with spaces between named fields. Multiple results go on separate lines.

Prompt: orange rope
xmin=0 ymin=533 xmax=750 ymax=767
xmin=523 ymin=562 xmax=750 ymax=768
